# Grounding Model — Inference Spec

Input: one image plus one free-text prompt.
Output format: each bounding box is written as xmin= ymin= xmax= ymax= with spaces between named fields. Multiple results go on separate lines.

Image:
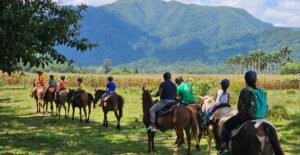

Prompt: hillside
xmin=58 ymin=0 xmax=300 ymax=66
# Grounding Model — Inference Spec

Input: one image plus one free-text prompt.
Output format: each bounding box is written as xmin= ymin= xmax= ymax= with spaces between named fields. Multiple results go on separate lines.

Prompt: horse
xmin=55 ymin=89 xmax=69 ymax=119
xmin=94 ymin=89 xmax=124 ymax=130
xmin=68 ymin=89 xmax=95 ymax=123
xmin=200 ymin=96 xmax=284 ymax=155
xmin=200 ymin=95 xmax=236 ymax=154
xmin=34 ymin=86 xmax=44 ymax=113
xmin=141 ymin=87 xmax=200 ymax=155
xmin=43 ymin=86 xmax=57 ymax=115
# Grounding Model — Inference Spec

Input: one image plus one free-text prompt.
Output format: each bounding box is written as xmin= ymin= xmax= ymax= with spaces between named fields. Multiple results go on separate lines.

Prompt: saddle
xmin=156 ymin=101 xmax=178 ymax=117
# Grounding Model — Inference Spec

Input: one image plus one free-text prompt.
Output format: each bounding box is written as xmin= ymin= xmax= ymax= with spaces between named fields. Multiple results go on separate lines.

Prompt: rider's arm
xmin=154 ymin=88 xmax=162 ymax=97
xmin=237 ymin=88 xmax=250 ymax=113
xmin=227 ymin=93 xmax=230 ymax=104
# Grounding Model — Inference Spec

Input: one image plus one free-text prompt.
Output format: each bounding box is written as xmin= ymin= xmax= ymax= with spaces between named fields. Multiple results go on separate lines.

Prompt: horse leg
xmin=176 ymin=128 xmax=185 ymax=147
xmin=103 ymin=111 xmax=108 ymax=127
xmin=58 ymin=104 xmax=61 ymax=120
xmin=50 ymin=101 xmax=54 ymax=116
xmin=67 ymin=102 xmax=70 ymax=118
xmin=185 ymin=128 xmax=192 ymax=155
xmin=79 ymin=107 xmax=82 ymax=122
xmin=114 ymin=110 xmax=121 ymax=130
xmin=87 ymin=103 xmax=91 ymax=122
xmin=83 ymin=106 xmax=88 ymax=123
xmin=36 ymin=100 xmax=39 ymax=113
xmin=63 ymin=104 xmax=67 ymax=119
xmin=72 ymin=106 xmax=75 ymax=121
xmin=151 ymin=132 xmax=155 ymax=152
xmin=147 ymin=131 xmax=151 ymax=152
xmin=207 ymin=125 xmax=214 ymax=155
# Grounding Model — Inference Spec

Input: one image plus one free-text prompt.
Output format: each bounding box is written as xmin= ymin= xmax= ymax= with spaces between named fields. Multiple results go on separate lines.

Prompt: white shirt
xmin=215 ymin=89 xmax=228 ymax=106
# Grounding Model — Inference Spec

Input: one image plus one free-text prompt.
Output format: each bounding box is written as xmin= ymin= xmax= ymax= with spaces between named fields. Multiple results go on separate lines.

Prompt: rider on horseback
xmin=43 ymin=75 xmax=56 ymax=98
xmin=55 ymin=75 xmax=67 ymax=100
xmin=205 ymin=79 xmax=230 ymax=124
xmin=219 ymin=71 xmax=261 ymax=155
xmin=148 ymin=72 xmax=177 ymax=132
xmin=175 ymin=76 xmax=195 ymax=106
xmin=72 ymin=77 xmax=85 ymax=101
xmin=100 ymin=76 xmax=116 ymax=107
xmin=31 ymin=71 xmax=45 ymax=97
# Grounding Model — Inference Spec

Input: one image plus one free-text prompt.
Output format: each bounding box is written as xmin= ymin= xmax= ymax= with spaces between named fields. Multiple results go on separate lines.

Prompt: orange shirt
xmin=59 ymin=80 xmax=67 ymax=90
xmin=37 ymin=75 xmax=46 ymax=87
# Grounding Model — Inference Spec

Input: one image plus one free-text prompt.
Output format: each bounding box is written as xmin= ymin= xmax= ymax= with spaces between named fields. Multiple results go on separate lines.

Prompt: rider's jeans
xmin=150 ymin=99 xmax=174 ymax=124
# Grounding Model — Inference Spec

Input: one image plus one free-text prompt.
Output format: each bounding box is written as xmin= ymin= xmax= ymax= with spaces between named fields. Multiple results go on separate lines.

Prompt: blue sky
xmin=58 ymin=0 xmax=300 ymax=27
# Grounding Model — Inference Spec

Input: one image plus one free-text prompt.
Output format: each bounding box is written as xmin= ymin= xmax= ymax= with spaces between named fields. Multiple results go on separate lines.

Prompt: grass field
xmin=0 ymin=85 xmax=299 ymax=155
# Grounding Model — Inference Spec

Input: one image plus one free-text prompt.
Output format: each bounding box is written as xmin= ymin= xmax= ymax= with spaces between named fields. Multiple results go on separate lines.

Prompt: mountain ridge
xmin=58 ymin=0 xmax=300 ymax=66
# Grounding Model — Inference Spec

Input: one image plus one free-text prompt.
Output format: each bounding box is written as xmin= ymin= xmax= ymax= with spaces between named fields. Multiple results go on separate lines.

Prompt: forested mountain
xmin=58 ymin=0 xmax=300 ymax=66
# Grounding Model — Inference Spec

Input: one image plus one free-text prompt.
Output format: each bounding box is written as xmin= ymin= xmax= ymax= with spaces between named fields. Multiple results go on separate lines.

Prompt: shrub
xmin=0 ymin=79 xmax=4 ymax=87
xmin=267 ymin=105 xmax=289 ymax=121
xmin=286 ymin=89 xmax=296 ymax=95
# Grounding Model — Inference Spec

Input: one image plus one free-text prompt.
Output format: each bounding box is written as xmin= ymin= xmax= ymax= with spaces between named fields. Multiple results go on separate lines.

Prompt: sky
xmin=58 ymin=0 xmax=300 ymax=27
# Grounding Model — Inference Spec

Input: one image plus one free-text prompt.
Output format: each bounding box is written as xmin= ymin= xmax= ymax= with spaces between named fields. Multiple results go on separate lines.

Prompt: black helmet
xmin=49 ymin=75 xmax=54 ymax=79
xmin=245 ymin=70 xmax=257 ymax=88
xmin=221 ymin=79 xmax=230 ymax=91
xmin=108 ymin=76 xmax=113 ymax=82
xmin=36 ymin=71 xmax=43 ymax=74
xmin=163 ymin=72 xmax=171 ymax=80
xmin=175 ymin=76 xmax=184 ymax=85
xmin=61 ymin=75 xmax=65 ymax=80
xmin=77 ymin=77 xmax=83 ymax=82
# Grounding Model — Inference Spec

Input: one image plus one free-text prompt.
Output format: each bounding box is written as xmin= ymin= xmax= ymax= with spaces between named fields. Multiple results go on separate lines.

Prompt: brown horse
xmin=94 ymin=89 xmax=124 ymax=130
xmin=68 ymin=89 xmax=95 ymax=123
xmin=55 ymin=89 xmax=69 ymax=119
xmin=43 ymin=86 xmax=57 ymax=115
xmin=34 ymin=87 xmax=44 ymax=113
xmin=141 ymin=88 xmax=199 ymax=155
xmin=186 ymin=103 xmax=203 ymax=150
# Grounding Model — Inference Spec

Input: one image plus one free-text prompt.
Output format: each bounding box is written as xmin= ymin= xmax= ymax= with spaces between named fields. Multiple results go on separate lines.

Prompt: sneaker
xmin=148 ymin=125 xmax=157 ymax=132
xmin=218 ymin=149 xmax=230 ymax=155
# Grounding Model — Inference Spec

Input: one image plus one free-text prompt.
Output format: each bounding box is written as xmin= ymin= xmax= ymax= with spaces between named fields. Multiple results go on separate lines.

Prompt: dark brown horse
xmin=68 ymin=89 xmax=95 ymax=123
xmin=141 ymin=88 xmax=199 ymax=155
xmin=55 ymin=89 xmax=69 ymax=119
xmin=34 ymin=87 xmax=44 ymax=113
xmin=94 ymin=89 xmax=124 ymax=130
xmin=43 ymin=86 xmax=57 ymax=115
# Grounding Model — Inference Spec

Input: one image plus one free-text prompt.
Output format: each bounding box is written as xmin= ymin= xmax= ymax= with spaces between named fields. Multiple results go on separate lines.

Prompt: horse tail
xmin=264 ymin=122 xmax=284 ymax=155
xmin=189 ymin=109 xmax=200 ymax=144
xmin=88 ymin=93 xmax=95 ymax=108
xmin=118 ymin=95 xmax=124 ymax=118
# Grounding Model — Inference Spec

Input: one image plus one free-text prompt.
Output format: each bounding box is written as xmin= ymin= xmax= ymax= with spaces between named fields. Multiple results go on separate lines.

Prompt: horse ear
xmin=142 ymin=87 xmax=145 ymax=91
xmin=94 ymin=89 xmax=97 ymax=92
xmin=149 ymin=90 xmax=153 ymax=93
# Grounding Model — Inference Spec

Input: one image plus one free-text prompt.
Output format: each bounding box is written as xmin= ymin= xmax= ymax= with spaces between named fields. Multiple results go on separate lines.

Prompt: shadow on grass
xmin=0 ymin=106 xmax=176 ymax=154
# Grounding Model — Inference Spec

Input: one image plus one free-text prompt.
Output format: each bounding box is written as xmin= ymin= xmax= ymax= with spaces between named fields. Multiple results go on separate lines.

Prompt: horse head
xmin=94 ymin=89 xmax=106 ymax=102
xmin=141 ymin=87 xmax=153 ymax=108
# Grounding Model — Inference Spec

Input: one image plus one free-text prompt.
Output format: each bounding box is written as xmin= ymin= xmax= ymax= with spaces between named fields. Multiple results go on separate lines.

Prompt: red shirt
xmin=37 ymin=75 xmax=45 ymax=87
xmin=59 ymin=80 xmax=67 ymax=90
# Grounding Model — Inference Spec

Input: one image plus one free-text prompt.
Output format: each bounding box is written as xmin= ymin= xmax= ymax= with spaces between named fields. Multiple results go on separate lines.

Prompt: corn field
xmin=1 ymin=72 xmax=300 ymax=90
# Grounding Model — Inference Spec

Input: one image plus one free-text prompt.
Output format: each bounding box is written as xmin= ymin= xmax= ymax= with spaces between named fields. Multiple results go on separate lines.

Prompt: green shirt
xmin=177 ymin=82 xmax=195 ymax=104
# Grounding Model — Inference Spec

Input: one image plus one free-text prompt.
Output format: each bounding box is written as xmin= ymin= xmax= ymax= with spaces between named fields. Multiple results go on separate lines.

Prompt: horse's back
xmin=59 ymin=90 xmax=69 ymax=103
xmin=213 ymin=107 xmax=234 ymax=121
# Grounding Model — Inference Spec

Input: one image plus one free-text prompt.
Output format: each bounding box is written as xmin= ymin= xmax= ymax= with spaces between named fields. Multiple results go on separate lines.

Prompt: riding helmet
xmin=163 ymin=72 xmax=171 ymax=80
xmin=49 ymin=75 xmax=54 ymax=79
xmin=221 ymin=79 xmax=230 ymax=90
xmin=175 ymin=76 xmax=184 ymax=85
xmin=61 ymin=75 xmax=65 ymax=80
xmin=108 ymin=76 xmax=113 ymax=82
xmin=77 ymin=77 xmax=83 ymax=82
xmin=245 ymin=70 xmax=257 ymax=88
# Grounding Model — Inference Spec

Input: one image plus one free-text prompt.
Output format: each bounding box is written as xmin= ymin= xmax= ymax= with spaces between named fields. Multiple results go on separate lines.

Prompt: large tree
xmin=0 ymin=0 xmax=97 ymax=74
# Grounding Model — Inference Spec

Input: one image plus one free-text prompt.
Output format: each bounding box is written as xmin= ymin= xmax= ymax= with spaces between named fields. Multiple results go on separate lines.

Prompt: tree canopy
xmin=0 ymin=0 xmax=97 ymax=74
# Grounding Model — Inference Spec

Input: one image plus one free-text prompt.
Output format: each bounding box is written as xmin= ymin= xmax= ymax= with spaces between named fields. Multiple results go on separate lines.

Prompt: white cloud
xmin=57 ymin=0 xmax=300 ymax=27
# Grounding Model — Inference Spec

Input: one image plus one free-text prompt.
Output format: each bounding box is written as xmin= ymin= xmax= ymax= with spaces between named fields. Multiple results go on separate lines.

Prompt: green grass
xmin=0 ymin=86 xmax=299 ymax=154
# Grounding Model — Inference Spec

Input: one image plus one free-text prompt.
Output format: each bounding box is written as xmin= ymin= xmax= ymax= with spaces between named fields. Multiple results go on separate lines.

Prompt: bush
xmin=194 ymin=80 xmax=216 ymax=96
xmin=286 ymin=89 xmax=296 ymax=95
xmin=0 ymin=80 xmax=4 ymax=87
xmin=280 ymin=63 xmax=300 ymax=74
xmin=267 ymin=105 xmax=289 ymax=121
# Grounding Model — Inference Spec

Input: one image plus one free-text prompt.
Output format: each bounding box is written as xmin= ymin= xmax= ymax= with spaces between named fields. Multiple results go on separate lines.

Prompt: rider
xmin=100 ymin=76 xmax=116 ymax=107
xmin=205 ymin=79 xmax=230 ymax=123
xmin=31 ymin=71 xmax=45 ymax=97
xmin=175 ymin=76 xmax=195 ymax=106
xmin=148 ymin=72 xmax=177 ymax=132
xmin=219 ymin=71 xmax=258 ymax=155
xmin=72 ymin=77 xmax=85 ymax=101
xmin=43 ymin=75 xmax=56 ymax=97
xmin=55 ymin=75 xmax=67 ymax=100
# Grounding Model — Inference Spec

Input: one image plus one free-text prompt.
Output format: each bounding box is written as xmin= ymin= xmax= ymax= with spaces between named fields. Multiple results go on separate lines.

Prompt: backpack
xmin=247 ymin=87 xmax=269 ymax=119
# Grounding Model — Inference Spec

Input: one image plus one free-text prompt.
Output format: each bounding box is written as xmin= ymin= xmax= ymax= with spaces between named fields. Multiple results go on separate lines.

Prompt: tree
xmin=102 ymin=59 xmax=112 ymax=74
xmin=0 ymin=0 xmax=97 ymax=74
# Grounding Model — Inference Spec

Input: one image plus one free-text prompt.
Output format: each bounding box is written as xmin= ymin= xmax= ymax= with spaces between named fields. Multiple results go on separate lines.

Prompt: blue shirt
xmin=106 ymin=82 xmax=116 ymax=92
xmin=159 ymin=80 xmax=177 ymax=100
